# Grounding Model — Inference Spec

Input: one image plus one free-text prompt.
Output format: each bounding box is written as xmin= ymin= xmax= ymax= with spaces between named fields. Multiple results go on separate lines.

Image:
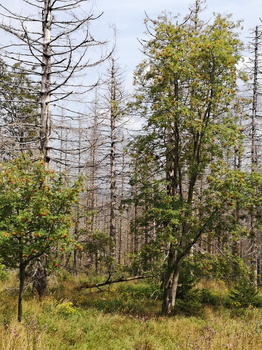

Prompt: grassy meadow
xmin=0 ymin=273 xmax=262 ymax=350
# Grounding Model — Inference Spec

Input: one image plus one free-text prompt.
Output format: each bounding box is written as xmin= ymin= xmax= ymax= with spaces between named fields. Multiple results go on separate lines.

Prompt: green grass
xmin=0 ymin=275 xmax=262 ymax=350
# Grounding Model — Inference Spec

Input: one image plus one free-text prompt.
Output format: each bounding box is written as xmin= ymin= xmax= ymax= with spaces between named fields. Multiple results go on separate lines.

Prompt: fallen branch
xmin=76 ymin=275 xmax=152 ymax=291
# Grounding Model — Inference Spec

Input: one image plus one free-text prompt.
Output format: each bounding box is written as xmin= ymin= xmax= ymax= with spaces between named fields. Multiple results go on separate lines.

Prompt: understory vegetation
xmin=0 ymin=272 xmax=261 ymax=350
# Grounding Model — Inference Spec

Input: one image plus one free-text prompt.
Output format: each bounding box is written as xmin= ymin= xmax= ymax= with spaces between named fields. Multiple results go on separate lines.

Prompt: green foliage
xmin=127 ymin=246 xmax=164 ymax=277
xmin=174 ymin=289 xmax=204 ymax=317
xmin=175 ymin=262 xmax=228 ymax=314
xmin=204 ymin=167 xmax=262 ymax=236
xmin=81 ymin=231 xmax=114 ymax=272
xmin=176 ymin=257 xmax=200 ymax=299
xmin=189 ymin=251 xmax=250 ymax=282
xmin=0 ymin=155 xmax=83 ymax=269
xmin=228 ymin=279 xmax=262 ymax=308
xmin=117 ymin=282 xmax=162 ymax=300
xmin=0 ymin=59 xmax=40 ymax=157
xmin=200 ymin=288 xmax=227 ymax=308
xmin=129 ymin=4 xmax=252 ymax=314
xmin=76 ymin=283 xmax=161 ymax=317
xmin=56 ymin=301 xmax=78 ymax=316
xmin=0 ymin=264 xmax=9 ymax=281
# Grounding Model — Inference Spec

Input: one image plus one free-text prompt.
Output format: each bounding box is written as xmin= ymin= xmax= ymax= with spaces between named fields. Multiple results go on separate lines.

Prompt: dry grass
xmin=0 ymin=275 xmax=261 ymax=350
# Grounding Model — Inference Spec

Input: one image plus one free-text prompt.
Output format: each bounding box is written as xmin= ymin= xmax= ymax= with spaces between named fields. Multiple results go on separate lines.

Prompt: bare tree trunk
xmin=109 ymin=59 xmax=117 ymax=262
xmin=85 ymin=91 xmax=103 ymax=233
xmin=31 ymin=1 xmax=52 ymax=298
xmin=118 ymin=150 xmax=127 ymax=263
xmin=40 ymin=0 xmax=52 ymax=163
xmin=250 ymin=26 xmax=260 ymax=288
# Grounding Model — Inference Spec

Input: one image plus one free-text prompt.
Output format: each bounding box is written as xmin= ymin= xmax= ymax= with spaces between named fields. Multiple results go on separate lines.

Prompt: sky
xmin=0 ymin=0 xmax=261 ymax=133
xmin=2 ymin=0 xmax=261 ymax=89
xmin=92 ymin=0 xmax=262 ymax=87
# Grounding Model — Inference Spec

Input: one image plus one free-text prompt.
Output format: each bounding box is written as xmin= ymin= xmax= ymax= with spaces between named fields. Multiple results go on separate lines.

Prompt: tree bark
xmin=18 ymin=263 xmax=26 ymax=322
xmin=161 ymin=262 xmax=180 ymax=315
xmin=76 ymin=275 xmax=151 ymax=290
xmin=40 ymin=0 xmax=52 ymax=163
xmin=250 ymin=26 xmax=260 ymax=288
xmin=109 ymin=58 xmax=119 ymax=263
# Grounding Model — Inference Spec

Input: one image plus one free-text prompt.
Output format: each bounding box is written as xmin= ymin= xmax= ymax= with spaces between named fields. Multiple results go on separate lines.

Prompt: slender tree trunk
xmin=40 ymin=0 xmax=52 ymax=163
xmin=32 ymin=2 xmax=52 ymax=298
xmin=18 ymin=263 xmax=26 ymax=322
xmin=88 ymin=94 xmax=100 ymax=233
xmin=161 ymin=261 xmax=180 ymax=315
xmin=109 ymin=59 xmax=118 ymax=263
xmin=250 ymin=26 xmax=260 ymax=288
xmin=73 ymin=225 xmax=78 ymax=276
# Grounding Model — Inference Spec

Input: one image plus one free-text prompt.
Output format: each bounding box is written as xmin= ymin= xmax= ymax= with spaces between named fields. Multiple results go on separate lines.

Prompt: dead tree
xmin=102 ymin=57 xmax=130 ymax=263
xmin=249 ymin=26 xmax=262 ymax=287
xmin=0 ymin=0 xmax=110 ymax=164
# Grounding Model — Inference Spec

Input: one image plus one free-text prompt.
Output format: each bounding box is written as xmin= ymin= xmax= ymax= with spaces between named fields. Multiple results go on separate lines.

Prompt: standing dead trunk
xmin=250 ymin=26 xmax=260 ymax=288
xmin=40 ymin=0 xmax=52 ymax=162
xmin=32 ymin=1 xmax=52 ymax=297
xmin=109 ymin=58 xmax=118 ymax=263
xmin=32 ymin=261 xmax=48 ymax=299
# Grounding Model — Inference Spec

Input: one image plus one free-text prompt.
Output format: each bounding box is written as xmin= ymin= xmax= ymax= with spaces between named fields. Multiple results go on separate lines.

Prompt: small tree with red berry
xmin=0 ymin=156 xmax=82 ymax=321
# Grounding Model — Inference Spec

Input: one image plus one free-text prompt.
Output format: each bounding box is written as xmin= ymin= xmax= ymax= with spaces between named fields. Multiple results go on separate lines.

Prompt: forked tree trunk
xmin=161 ymin=262 xmax=181 ymax=315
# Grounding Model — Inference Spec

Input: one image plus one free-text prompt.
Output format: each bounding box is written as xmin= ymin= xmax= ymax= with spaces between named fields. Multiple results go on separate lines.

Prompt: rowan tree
xmin=0 ymin=156 xmax=82 ymax=321
xmin=129 ymin=2 xmax=254 ymax=315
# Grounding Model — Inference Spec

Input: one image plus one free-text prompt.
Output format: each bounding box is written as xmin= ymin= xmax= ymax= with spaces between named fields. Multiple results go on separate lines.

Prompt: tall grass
xmin=0 ymin=274 xmax=261 ymax=350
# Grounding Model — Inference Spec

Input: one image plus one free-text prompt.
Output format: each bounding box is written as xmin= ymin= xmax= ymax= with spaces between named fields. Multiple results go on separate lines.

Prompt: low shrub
xmin=56 ymin=301 xmax=78 ymax=316
xmin=0 ymin=264 xmax=9 ymax=281
xmin=174 ymin=289 xmax=204 ymax=317
xmin=117 ymin=281 xmax=162 ymax=300
xmin=200 ymin=288 xmax=227 ymax=308
xmin=228 ymin=279 xmax=262 ymax=308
